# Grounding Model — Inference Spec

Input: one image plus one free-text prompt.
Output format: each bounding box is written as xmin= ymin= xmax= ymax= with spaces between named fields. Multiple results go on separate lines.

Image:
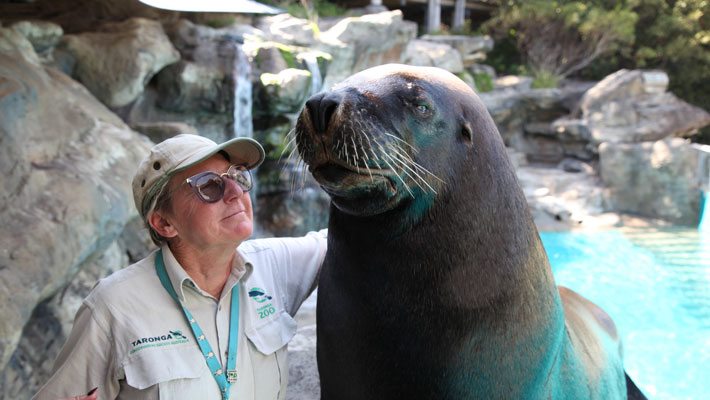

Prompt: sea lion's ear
xmin=459 ymin=115 xmax=474 ymax=144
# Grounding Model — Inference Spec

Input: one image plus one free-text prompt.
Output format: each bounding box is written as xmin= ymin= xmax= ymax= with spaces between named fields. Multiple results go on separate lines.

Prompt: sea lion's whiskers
xmin=411 ymin=163 xmax=446 ymax=184
xmin=300 ymin=158 xmax=310 ymax=189
xmin=387 ymin=141 xmax=445 ymax=185
xmin=358 ymin=129 xmax=366 ymax=150
xmin=365 ymin=164 xmax=374 ymax=182
xmin=295 ymin=158 xmax=305 ymax=191
xmin=363 ymin=132 xmax=378 ymax=165
xmin=387 ymin=143 xmax=446 ymax=186
xmin=366 ymin=146 xmax=383 ymax=176
xmin=281 ymin=140 xmax=297 ymax=162
xmin=281 ymin=130 xmax=299 ymax=163
xmin=350 ymin=136 xmax=361 ymax=174
xmin=384 ymin=132 xmax=418 ymax=154
xmin=282 ymin=128 xmax=296 ymax=148
xmin=386 ymin=144 xmax=437 ymax=194
xmin=356 ymin=129 xmax=369 ymax=168
xmin=343 ymin=137 xmax=350 ymax=164
xmin=381 ymin=149 xmax=426 ymax=193
xmin=356 ymin=133 xmax=376 ymax=181
xmin=376 ymin=143 xmax=415 ymax=198
xmin=335 ymin=138 xmax=343 ymax=159
xmin=287 ymin=158 xmax=303 ymax=193
xmin=281 ymin=131 xmax=310 ymax=192
xmin=284 ymin=142 xmax=300 ymax=167
xmin=370 ymin=136 xmax=384 ymax=164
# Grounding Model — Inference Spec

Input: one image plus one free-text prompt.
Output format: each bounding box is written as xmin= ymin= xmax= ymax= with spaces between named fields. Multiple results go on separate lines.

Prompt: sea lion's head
xmin=295 ymin=64 xmax=505 ymax=220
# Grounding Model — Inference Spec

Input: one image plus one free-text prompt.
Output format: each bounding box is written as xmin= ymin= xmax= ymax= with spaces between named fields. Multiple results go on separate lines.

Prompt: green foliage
xmin=277 ymin=45 xmax=297 ymax=68
xmin=204 ymin=15 xmax=237 ymax=29
xmin=450 ymin=20 xmax=477 ymax=36
xmin=579 ymin=0 xmax=710 ymax=140
xmin=485 ymin=0 xmax=710 ymax=141
xmin=631 ymin=0 xmax=710 ymax=110
xmin=484 ymin=35 xmax=527 ymax=76
xmin=531 ymin=69 xmax=561 ymax=89
xmin=429 ymin=21 xmax=485 ymax=37
xmin=484 ymin=1 xmax=637 ymax=78
xmin=427 ymin=24 xmax=451 ymax=36
xmin=270 ymin=0 xmax=346 ymax=19
xmin=474 ymin=73 xmax=495 ymax=92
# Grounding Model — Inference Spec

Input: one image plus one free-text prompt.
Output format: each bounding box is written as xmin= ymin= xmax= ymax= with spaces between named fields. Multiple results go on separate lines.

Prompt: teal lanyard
xmin=155 ymin=250 xmax=239 ymax=400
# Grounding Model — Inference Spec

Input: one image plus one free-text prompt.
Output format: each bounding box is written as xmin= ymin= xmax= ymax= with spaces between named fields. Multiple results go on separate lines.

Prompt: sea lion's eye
xmin=416 ymin=104 xmax=429 ymax=113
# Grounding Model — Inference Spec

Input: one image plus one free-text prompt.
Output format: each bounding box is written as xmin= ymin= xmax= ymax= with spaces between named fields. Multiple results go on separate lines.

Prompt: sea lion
xmin=294 ymin=64 xmax=646 ymax=399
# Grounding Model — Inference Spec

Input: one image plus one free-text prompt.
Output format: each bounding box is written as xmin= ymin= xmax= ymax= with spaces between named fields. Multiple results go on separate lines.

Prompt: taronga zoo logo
xmin=249 ymin=287 xmax=276 ymax=319
xmin=248 ymin=287 xmax=273 ymax=303
xmin=129 ymin=330 xmax=189 ymax=354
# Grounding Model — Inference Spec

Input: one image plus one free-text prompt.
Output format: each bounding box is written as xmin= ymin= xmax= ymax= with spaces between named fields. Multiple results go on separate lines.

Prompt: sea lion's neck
xmin=326 ymin=187 xmax=568 ymax=395
xmin=326 ymin=189 xmax=567 ymax=389
xmin=327 ymin=178 xmax=555 ymax=309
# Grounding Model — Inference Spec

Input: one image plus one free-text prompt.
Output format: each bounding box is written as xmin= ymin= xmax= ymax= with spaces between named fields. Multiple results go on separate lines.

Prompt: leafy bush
xmin=582 ymin=0 xmax=710 ymax=142
xmin=484 ymin=0 xmax=637 ymax=85
xmin=531 ymin=69 xmax=561 ymax=89
xmin=484 ymin=35 xmax=527 ymax=76
xmin=484 ymin=0 xmax=710 ymax=142
xmin=631 ymin=1 xmax=710 ymax=108
xmin=474 ymin=73 xmax=494 ymax=92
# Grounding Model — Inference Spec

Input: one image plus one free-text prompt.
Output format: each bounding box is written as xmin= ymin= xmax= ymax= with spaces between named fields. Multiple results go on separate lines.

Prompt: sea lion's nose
xmin=306 ymin=92 xmax=341 ymax=134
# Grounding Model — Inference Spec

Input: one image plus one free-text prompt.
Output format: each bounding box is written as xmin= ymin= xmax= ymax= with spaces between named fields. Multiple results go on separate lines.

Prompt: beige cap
xmin=132 ymin=133 xmax=265 ymax=218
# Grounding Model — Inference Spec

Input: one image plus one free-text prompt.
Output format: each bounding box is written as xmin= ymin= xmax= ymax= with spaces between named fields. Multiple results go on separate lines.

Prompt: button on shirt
xmin=33 ymin=230 xmax=327 ymax=400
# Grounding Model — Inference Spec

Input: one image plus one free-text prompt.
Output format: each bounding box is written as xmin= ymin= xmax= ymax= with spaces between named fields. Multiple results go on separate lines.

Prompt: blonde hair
xmin=144 ymin=180 xmax=173 ymax=247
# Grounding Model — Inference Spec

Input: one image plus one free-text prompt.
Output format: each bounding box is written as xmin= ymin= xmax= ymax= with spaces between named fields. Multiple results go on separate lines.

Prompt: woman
xmin=35 ymin=134 xmax=327 ymax=400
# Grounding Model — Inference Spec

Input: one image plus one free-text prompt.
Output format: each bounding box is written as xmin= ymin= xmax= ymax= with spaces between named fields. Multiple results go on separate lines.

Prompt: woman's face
xmin=161 ymin=154 xmax=254 ymax=250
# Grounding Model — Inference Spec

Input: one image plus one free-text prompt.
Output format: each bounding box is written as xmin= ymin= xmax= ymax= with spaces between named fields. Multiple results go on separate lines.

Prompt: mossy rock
xmin=253 ymin=115 xmax=295 ymax=163
xmin=249 ymin=41 xmax=331 ymax=79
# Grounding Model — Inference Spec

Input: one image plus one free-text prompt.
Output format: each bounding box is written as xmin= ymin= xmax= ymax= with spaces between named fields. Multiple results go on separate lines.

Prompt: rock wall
xmin=600 ymin=138 xmax=702 ymax=225
xmin=0 ymin=24 xmax=153 ymax=395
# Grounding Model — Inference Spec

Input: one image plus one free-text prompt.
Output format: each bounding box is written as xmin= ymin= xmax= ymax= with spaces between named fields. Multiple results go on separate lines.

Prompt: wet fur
xmin=295 ymin=64 xmax=644 ymax=399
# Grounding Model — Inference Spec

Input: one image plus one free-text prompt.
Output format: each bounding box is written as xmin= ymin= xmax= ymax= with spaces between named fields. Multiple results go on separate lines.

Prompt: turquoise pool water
xmin=540 ymin=228 xmax=710 ymax=400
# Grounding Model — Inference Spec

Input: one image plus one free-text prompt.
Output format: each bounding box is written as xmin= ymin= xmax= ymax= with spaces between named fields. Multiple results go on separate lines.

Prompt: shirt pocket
xmin=245 ymin=311 xmax=297 ymax=399
xmin=122 ymin=345 xmax=211 ymax=392
xmin=245 ymin=310 xmax=297 ymax=355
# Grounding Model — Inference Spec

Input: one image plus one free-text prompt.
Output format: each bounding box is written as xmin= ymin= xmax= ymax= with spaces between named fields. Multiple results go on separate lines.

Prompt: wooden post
xmin=453 ymin=0 xmax=465 ymax=30
xmin=427 ymin=0 xmax=441 ymax=33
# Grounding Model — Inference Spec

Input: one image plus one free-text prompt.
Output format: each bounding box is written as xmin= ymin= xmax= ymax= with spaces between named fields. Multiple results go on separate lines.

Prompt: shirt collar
xmin=159 ymin=244 xmax=252 ymax=302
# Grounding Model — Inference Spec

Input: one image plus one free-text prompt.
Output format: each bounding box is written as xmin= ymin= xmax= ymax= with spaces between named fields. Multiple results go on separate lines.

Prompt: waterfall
xmin=231 ymin=41 xmax=260 ymax=222
xmin=301 ymin=53 xmax=323 ymax=96
xmin=696 ymin=144 xmax=710 ymax=232
xmin=233 ymin=42 xmax=253 ymax=139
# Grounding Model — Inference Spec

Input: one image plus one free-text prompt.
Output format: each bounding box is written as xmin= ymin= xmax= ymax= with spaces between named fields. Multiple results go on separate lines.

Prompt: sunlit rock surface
xmin=0 ymin=48 xmax=152 ymax=394
xmin=403 ymin=39 xmax=464 ymax=74
xmin=600 ymin=138 xmax=702 ymax=225
xmin=555 ymin=69 xmax=710 ymax=145
xmin=60 ymin=17 xmax=180 ymax=108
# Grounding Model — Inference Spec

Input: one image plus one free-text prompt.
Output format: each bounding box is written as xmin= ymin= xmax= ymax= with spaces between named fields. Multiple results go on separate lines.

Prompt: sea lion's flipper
xmin=625 ymin=372 xmax=647 ymax=400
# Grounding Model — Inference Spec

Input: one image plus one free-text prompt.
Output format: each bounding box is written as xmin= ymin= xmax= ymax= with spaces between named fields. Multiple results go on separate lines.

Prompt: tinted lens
xmin=227 ymin=166 xmax=252 ymax=192
xmin=194 ymin=173 xmax=224 ymax=203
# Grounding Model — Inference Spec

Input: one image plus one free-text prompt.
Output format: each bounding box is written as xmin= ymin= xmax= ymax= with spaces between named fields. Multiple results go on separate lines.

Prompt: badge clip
xmin=226 ymin=370 xmax=238 ymax=384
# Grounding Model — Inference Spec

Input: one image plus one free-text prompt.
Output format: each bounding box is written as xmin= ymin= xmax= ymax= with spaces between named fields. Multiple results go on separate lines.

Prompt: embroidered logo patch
xmin=130 ymin=330 xmax=189 ymax=354
xmin=248 ymin=287 xmax=272 ymax=303
xmin=249 ymin=287 xmax=276 ymax=319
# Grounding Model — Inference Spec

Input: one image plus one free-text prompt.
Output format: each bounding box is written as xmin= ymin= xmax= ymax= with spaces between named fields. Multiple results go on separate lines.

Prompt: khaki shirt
xmin=34 ymin=230 xmax=327 ymax=400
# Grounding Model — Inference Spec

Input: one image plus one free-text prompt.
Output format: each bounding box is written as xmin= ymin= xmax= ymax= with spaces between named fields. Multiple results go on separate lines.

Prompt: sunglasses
xmin=172 ymin=164 xmax=253 ymax=203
